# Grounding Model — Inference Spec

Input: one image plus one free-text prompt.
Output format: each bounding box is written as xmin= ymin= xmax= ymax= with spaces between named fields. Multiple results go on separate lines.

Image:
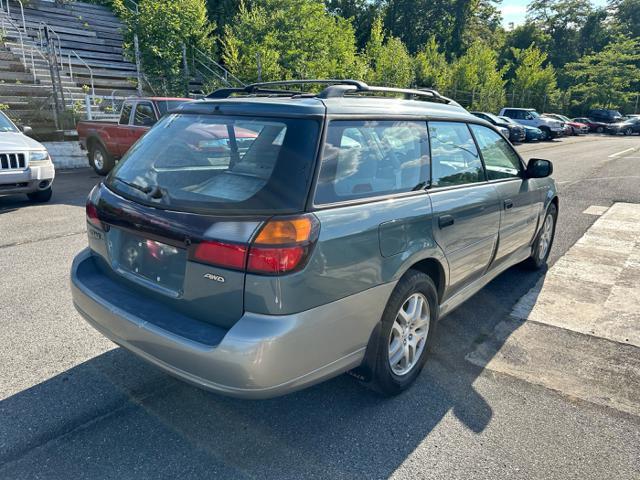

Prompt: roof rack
xmin=206 ymin=79 xmax=452 ymax=104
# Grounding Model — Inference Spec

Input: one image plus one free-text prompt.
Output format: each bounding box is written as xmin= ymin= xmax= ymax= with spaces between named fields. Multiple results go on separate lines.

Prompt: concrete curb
xmin=42 ymin=142 xmax=89 ymax=169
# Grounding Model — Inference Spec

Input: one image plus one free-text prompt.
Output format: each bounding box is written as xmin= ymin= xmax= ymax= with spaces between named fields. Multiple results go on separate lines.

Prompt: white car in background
xmin=0 ymin=111 xmax=55 ymax=202
xmin=498 ymin=107 xmax=565 ymax=140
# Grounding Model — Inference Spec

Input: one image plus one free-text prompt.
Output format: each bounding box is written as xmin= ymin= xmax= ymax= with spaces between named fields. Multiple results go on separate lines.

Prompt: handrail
xmin=15 ymin=0 xmax=25 ymax=34
xmin=1 ymin=10 xmax=27 ymax=68
xmin=193 ymin=46 xmax=244 ymax=87
xmin=71 ymin=50 xmax=94 ymax=96
xmin=37 ymin=22 xmax=63 ymax=68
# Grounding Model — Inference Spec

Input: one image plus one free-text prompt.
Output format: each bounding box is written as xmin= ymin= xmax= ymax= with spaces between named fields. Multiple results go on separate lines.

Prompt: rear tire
xmin=596 ymin=126 xmax=604 ymax=133
xmin=523 ymin=203 xmax=557 ymax=270
xmin=368 ymin=270 xmax=438 ymax=396
xmin=27 ymin=186 xmax=52 ymax=203
xmin=89 ymin=142 xmax=115 ymax=176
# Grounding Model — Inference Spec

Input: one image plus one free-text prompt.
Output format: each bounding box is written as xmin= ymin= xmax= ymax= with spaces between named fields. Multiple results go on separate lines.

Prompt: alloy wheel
xmin=538 ymin=213 xmax=554 ymax=261
xmin=388 ymin=293 xmax=430 ymax=376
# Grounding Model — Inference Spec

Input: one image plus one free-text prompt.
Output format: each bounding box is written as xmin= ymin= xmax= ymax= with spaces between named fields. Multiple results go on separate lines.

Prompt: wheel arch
xmin=404 ymin=257 xmax=446 ymax=304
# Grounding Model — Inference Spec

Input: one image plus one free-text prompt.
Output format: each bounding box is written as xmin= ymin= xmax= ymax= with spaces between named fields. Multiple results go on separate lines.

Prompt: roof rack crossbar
xmin=207 ymin=79 xmax=452 ymax=104
xmin=207 ymin=87 xmax=312 ymax=99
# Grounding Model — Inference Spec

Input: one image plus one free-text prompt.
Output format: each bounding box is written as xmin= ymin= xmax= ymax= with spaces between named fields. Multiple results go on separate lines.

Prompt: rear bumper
xmin=0 ymin=163 xmax=55 ymax=195
xmin=71 ymin=249 xmax=395 ymax=398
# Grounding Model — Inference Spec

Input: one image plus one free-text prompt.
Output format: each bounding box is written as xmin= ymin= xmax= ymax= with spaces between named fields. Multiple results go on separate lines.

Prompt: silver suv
xmin=0 ymin=111 xmax=55 ymax=202
xmin=71 ymin=80 xmax=558 ymax=398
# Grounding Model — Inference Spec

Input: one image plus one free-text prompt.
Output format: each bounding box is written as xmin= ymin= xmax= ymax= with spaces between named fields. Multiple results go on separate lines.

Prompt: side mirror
xmin=526 ymin=158 xmax=553 ymax=178
xmin=21 ymin=125 xmax=33 ymax=135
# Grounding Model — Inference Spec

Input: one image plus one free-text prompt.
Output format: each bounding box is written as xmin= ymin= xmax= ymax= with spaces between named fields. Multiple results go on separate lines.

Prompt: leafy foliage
xmin=565 ymin=39 xmax=640 ymax=109
xmin=114 ymin=0 xmax=215 ymax=95
xmin=363 ymin=17 xmax=414 ymax=87
xmin=222 ymin=0 xmax=364 ymax=82
xmin=510 ymin=44 xmax=559 ymax=111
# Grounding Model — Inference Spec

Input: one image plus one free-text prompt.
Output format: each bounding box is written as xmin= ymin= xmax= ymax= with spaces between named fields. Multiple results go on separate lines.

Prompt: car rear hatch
xmin=85 ymin=109 xmax=322 ymax=330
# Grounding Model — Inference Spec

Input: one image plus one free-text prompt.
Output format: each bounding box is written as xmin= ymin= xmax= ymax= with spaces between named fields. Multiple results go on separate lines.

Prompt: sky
xmin=500 ymin=0 xmax=609 ymax=27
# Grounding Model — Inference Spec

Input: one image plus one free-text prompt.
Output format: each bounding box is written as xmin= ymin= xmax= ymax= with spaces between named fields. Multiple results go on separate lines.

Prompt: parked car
xmin=498 ymin=107 xmax=564 ymax=140
xmin=499 ymin=116 xmax=544 ymax=142
xmin=78 ymin=97 xmax=192 ymax=175
xmin=587 ymin=109 xmax=623 ymax=124
xmin=544 ymin=114 xmax=589 ymax=135
xmin=71 ymin=79 xmax=558 ymax=398
xmin=0 ymin=110 xmax=55 ymax=202
xmin=470 ymin=111 xmax=526 ymax=143
xmin=606 ymin=117 xmax=640 ymax=135
xmin=571 ymin=117 xmax=608 ymax=133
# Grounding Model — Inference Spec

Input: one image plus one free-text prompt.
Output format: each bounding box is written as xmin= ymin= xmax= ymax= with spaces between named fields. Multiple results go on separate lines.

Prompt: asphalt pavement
xmin=0 ymin=135 xmax=639 ymax=479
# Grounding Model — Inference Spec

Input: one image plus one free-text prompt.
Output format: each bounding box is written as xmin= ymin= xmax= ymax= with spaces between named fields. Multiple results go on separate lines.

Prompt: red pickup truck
xmin=78 ymin=97 xmax=191 ymax=174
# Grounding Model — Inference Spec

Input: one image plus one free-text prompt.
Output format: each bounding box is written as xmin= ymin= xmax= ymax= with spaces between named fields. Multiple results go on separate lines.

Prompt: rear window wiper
xmin=114 ymin=177 xmax=153 ymax=195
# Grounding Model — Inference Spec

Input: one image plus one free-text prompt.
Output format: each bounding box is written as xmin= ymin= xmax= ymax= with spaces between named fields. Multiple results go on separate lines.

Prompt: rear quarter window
xmin=314 ymin=120 xmax=430 ymax=204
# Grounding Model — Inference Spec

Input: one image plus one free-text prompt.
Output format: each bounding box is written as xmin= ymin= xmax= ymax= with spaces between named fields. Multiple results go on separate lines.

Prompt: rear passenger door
xmin=427 ymin=122 xmax=501 ymax=296
xmin=469 ymin=124 xmax=540 ymax=264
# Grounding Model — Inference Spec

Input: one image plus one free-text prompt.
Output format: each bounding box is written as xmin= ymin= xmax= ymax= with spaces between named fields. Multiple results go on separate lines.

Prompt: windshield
xmin=528 ymin=111 xmax=540 ymax=118
xmin=156 ymin=100 xmax=190 ymax=116
xmin=484 ymin=112 xmax=504 ymax=124
xmin=107 ymin=113 xmax=320 ymax=214
xmin=0 ymin=112 xmax=19 ymax=133
xmin=499 ymin=116 xmax=517 ymax=125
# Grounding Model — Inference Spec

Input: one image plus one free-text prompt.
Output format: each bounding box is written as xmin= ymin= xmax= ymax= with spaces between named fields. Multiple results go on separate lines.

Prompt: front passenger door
xmin=469 ymin=124 xmax=540 ymax=264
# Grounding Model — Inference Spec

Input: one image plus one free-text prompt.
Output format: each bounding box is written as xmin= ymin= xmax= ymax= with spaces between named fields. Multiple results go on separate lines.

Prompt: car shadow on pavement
xmin=0 ymin=265 xmax=547 ymax=478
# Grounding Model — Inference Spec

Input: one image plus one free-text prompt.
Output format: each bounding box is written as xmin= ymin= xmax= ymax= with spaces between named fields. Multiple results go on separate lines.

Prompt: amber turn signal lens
xmin=254 ymin=217 xmax=314 ymax=245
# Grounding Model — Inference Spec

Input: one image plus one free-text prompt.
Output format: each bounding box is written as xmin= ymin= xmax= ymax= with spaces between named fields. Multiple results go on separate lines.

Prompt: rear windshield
xmin=106 ymin=114 xmax=320 ymax=214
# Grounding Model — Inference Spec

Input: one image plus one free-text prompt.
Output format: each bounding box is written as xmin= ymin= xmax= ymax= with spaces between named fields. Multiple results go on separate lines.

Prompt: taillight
xmin=193 ymin=241 xmax=247 ymax=270
xmin=86 ymin=200 xmax=101 ymax=228
xmin=247 ymin=215 xmax=319 ymax=274
xmin=190 ymin=214 xmax=319 ymax=275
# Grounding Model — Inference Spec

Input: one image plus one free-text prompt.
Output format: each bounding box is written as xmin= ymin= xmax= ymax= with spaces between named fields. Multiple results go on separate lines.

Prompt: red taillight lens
xmin=247 ymin=246 xmax=305 ymax=274
xmin=247 ymin=214 xmax=319 ymax=275
xmin=193 ymin=240 xmax=247 ymax=270
xmin=86 ymin=201 xmax=101 ymax=228
xmin=192 ymin=215 xmax=319 ymax=275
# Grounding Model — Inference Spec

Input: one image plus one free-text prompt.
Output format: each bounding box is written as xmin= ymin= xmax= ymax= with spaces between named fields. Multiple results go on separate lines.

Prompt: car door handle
xmin=438 ymin=215 xmax=455 ymax=228
xmin=504 ymin=199 xmax=514 ymax=210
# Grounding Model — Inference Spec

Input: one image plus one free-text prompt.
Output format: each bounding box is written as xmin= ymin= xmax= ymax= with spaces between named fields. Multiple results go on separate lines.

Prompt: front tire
xmin=89 ymin=143 xmax=115 ymax=176
xmin=540 ymin=127 xmax=550 ymax=141
xmin=624 ymin=127 xmax=633 ymax=136
xmin=524 ymin=203 xmax=557 ymax=270
xmin=27 ymin=186 xmax=52 ymax=203
xmin=369 ymin=270 xmax=438 ymax=396
xmin=596 ymin=126 xmax=604 ymax=133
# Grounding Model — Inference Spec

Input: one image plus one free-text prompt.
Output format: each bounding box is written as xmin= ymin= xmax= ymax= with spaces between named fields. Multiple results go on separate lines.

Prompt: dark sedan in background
xmin=606 ymin=117 xmax=640 ymax=135
xmin=470 ymin=111 xmax=526 ymax=143
xmin=498 ymin=116 xmax=544 ymax=142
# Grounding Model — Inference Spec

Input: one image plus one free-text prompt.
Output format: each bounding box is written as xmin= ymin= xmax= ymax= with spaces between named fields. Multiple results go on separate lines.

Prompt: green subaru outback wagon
xmin=71 ymin=80 xmax=558 ymax=398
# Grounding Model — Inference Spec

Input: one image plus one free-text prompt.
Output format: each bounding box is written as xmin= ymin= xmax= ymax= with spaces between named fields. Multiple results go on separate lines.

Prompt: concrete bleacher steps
xmin=1 ymin=0 xmax=142 ymax=137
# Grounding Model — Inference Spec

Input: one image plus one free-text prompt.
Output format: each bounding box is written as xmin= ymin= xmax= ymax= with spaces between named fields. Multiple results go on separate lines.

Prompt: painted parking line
xmin=608 ymin=147 xmax=636 ymax=158
xmin=467 ymin=203 xmax=640 ymax=415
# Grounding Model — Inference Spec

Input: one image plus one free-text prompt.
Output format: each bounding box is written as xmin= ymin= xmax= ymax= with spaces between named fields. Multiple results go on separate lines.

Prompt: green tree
xmin=565 ymin=39 xmax=640 ymax=110
xmin=363 ymin=17 xmax=414 ymax=87
xmin=414 ymin=37 xmax=451 ymax=91
xmin=609 ymin=0 xmax=640 ymax=38
xmin=222 ymin=0 xmax=364 ymax=82
xmin=325 ymin=0 xmax=379 ymax=48
xmin=448 ymin=41 xmax=506 ymax=111
xmin=114 ymin=0 xmax=215 ymax=95
xmin=510 ymin=44 xmax=559 ymax=111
